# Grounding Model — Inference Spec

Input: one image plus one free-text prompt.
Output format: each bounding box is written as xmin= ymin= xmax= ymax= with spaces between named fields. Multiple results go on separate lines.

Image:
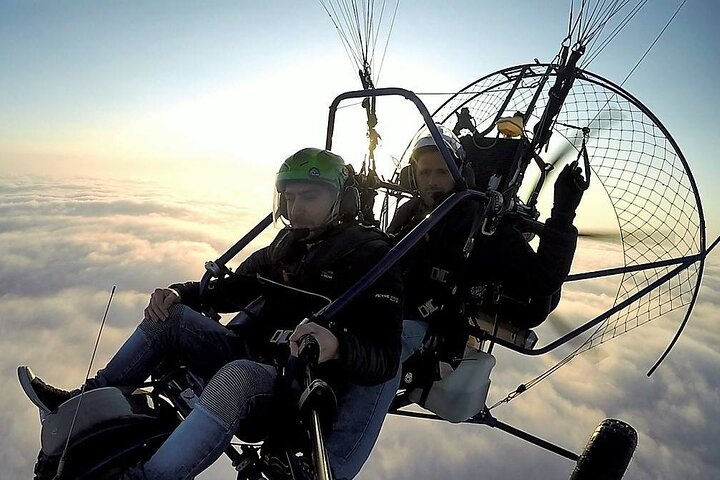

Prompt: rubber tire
xmin=569 ymin=418 xmax=637 ymax=480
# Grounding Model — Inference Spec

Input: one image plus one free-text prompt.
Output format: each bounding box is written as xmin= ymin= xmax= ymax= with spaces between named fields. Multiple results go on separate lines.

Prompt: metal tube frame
xmin=326 ymin=87 xmax=466 ymax=189
xmin=189 ymin=85 xmax=718 ymax=474
xmin=389 ymin=408 xmax=579 ymax=462
xmin=201 ymin=86 xmax=716 ymax=357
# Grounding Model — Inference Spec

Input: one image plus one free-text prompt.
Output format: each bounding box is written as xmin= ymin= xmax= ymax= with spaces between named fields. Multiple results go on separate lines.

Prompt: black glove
xmin=550 ymin=161 xmax=588 ymax=226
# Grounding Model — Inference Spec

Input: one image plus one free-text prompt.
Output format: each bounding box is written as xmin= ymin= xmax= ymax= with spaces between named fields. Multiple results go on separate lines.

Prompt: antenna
xmin=53 ymin=285 xmax=116 ymax=480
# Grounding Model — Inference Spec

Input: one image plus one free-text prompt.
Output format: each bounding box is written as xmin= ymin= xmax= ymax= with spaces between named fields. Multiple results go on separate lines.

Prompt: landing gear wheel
xmin=569 ymin=418 xmax=637 ymax=480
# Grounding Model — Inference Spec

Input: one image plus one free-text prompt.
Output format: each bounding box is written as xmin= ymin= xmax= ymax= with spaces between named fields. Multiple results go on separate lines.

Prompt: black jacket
xmin=171 ymin=224 xmax=402 ymax=386
xmin=388 ymin=198 xmax=577 ymax=359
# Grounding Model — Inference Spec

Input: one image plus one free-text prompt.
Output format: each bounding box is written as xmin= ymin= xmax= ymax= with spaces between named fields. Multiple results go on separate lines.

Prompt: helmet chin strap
xmin=289 ymin=227 xmax=313 ymax=241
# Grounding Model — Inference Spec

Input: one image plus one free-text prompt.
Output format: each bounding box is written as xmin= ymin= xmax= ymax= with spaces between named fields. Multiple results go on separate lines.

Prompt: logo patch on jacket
xmin=270 ymin=329 xmax=293 ymax=344
xmin=320 ymin=270 xmax=334 ymax=280
xmin=375 ymin=293 xmax=400 ymax=304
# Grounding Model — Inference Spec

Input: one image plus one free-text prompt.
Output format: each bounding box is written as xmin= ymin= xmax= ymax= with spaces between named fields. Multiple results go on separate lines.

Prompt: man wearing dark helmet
xmin=389 ymin=125 xmax=585 ymax=365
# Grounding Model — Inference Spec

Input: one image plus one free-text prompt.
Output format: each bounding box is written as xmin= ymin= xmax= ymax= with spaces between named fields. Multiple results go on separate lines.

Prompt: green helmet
xmin=273 ymin=148 xmax=349 ymax=227
xmin=275 ymin=148 xmax=348 ymax=193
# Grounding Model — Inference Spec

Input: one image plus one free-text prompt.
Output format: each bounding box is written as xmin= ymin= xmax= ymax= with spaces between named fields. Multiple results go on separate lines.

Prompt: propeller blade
xmin=542 ymin=107 xmax=626 ymax=184
xmin=544 ymin=311 xmax=607 ymax=364
xmin=545 ymin=312 xmax=586 ymax=349
xmin=577 ymin=229 xmax=622 ymax=243
xmin=547 ymin=132 xmax=582 ymax=168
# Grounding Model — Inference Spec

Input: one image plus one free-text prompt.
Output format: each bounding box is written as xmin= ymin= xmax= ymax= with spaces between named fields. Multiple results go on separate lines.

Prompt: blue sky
xmin=1 ymin=1 xmax=719 ymax=479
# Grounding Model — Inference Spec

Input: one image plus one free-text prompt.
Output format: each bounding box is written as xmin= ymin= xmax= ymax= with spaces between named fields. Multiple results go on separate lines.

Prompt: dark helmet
xmin=410 ymin=125 xmax=466 ymax=165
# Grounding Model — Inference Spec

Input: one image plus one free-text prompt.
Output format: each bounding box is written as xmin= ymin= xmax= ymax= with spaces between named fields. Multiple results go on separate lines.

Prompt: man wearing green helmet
xmin=21 ymin=148 xmax=402 ymax=479
xmin=273 ymin=147 xmax=350 ymax=233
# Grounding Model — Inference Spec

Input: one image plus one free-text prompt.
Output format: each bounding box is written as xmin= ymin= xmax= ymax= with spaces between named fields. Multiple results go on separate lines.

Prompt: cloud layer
xmin=1 ymin=175 xmax=718 ymax=479
xmin=0 ymin=175 xmax=265 ymax=478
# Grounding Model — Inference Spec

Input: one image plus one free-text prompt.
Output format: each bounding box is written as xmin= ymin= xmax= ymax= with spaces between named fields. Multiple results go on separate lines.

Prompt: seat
xmin=459 ymin=134 xmax=524 ymax=192
xmin=225 ymin=296 xmax=265 ymax=330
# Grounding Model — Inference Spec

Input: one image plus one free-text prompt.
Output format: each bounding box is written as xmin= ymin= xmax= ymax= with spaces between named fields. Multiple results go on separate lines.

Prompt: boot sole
xmin=17 ymin=365 xmax=51 ymax=417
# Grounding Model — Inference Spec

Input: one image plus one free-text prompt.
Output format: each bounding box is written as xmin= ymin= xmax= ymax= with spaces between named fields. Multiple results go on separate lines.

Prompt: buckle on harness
xmin=270 ymin=329 xmax=294 ymax=344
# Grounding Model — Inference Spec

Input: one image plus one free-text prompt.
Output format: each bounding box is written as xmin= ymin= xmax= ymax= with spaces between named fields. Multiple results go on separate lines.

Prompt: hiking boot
xmin=18 ymin=366 xmax=81 ymax=412
xmin=32 ymin=377 xmax=81 ymax=411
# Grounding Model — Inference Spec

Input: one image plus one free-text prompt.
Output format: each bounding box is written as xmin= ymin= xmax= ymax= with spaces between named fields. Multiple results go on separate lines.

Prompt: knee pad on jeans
xmin=198 ymin=359 xmax=277 ymax=427
xmin=137 ymin=304 xmax=185 ymax=340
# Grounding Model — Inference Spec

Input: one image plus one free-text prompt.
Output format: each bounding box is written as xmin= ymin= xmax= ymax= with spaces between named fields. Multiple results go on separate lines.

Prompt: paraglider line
xmin=618 ymin=0 xmax=686 ymax=88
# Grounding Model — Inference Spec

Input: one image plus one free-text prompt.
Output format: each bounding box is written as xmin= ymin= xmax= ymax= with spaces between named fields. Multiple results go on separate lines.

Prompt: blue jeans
xmin=399 ymin=320 xmax=430 ymax=364
xmin=139 ymin=359 xmax=279 ymax=479
xmin=95 ymin=304 xmax=244 ymax=389
xmin=133 ymin=363 xmax=400 ymax=480
xmin=325 ymin=319 xmax=429 ymax=478
xmin=109 ymin=307 xmax=419 ymax=479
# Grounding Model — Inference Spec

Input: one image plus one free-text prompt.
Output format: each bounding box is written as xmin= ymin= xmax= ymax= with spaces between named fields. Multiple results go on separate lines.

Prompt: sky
xmin=1 ymin=1 xmax=720 ymax=479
